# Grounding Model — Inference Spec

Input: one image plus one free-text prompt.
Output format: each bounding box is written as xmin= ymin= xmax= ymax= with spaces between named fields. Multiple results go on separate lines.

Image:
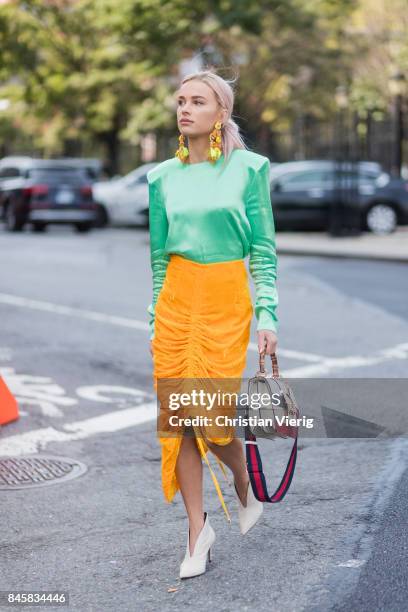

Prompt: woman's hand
xmin=257 ymin=330 xmax=278 ymax=356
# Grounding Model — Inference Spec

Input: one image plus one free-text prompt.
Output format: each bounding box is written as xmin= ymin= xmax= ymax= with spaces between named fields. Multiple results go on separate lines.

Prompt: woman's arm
xmin=245 ymin=158 xmax=279 ymax=336
xmin=147 ymin=175 xmax=169 ymax=341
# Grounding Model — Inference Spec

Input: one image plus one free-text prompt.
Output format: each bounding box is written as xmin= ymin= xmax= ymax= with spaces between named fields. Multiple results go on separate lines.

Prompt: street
xmin=0 ymin=225 xmax=407 ymax=611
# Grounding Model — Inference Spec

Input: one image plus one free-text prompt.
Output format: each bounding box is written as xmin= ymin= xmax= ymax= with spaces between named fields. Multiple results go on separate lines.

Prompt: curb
xmin=276 ymin=246 xmax=408 ymax=264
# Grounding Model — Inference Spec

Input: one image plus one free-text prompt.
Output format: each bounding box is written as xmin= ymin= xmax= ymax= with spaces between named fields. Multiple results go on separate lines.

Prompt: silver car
xmin=92 ymin=163 xmax=157 ymax=227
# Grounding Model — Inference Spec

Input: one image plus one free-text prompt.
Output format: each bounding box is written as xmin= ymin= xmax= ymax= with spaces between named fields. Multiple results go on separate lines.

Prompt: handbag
xmin=240 ymin=350 xmax=300 ymax=503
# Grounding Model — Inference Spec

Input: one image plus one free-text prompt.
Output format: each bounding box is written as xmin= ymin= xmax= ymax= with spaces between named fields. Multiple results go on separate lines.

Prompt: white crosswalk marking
xmin=0 ymin=402 xmax=157 ymax=456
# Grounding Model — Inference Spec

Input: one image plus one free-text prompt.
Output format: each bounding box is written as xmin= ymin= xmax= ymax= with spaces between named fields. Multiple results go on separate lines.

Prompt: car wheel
xmin=365 ymin=203 xmax=398 ymax=234
xmin=4 ymin=203 xmax=25 ymax=232
xmin=32 ymin=223 xmax=47 ymax=232
xmin=93 ymin=204 xmax=109 ymax=228
xmin=74 ymin=223 xmax=92 ymax=233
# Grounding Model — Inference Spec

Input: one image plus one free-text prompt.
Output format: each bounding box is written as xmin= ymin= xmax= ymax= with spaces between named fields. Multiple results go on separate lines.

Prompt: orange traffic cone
xmin=0 ymin=376 xmax=19 ymax=425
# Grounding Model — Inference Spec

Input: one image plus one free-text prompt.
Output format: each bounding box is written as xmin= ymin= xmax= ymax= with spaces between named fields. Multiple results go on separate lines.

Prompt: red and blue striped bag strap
xmin=245 ymin=426 xmax=298 ymax=503
xmin=244 ymin=350 xmax=298 ymax=503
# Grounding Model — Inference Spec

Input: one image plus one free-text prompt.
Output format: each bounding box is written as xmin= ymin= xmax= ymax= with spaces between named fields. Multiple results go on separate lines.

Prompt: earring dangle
xmin=175 ymin=133 xmax=189 ymax=163
xmin=208 ymin=120 xmax=223 ymax=163
xmin=175 ymin=121 xmax=223 ymax=164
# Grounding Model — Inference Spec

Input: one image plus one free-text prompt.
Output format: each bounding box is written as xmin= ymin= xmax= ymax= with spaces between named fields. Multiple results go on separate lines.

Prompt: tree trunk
xmin=98 ymin=112 xmax=122 ymax=176
xmin=103 ymin=130 xmax=120 ymax=176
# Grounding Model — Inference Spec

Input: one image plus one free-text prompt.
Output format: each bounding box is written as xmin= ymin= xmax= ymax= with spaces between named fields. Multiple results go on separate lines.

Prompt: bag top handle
xmin=259 ymin=350 xmax=279 ymax=378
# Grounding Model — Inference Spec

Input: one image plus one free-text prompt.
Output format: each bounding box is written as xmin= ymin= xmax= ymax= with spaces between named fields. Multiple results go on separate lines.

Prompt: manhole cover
xmin=0 ymin=455 xmax=87 ymax=490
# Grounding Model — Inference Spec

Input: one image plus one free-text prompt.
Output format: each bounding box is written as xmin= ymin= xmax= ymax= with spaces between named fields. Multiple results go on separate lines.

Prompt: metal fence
xmin=269 ymin=110 xmax=405 ymax=176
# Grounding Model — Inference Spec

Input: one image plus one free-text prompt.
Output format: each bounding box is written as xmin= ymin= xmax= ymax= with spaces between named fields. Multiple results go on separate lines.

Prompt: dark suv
xmin=269 ymin=160 xmax=408 ymax=234
xmin=0 ymin=157 xmax=98 ymax=232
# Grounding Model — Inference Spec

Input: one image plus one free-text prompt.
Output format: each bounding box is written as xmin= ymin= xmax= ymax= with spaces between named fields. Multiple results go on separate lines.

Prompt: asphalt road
xmin=0 ymin=224 xmax=407 ymax=611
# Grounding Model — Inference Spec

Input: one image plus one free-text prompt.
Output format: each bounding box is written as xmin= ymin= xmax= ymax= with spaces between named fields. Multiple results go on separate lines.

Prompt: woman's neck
xmin=186 ymin=137 xmax=210 ymax=164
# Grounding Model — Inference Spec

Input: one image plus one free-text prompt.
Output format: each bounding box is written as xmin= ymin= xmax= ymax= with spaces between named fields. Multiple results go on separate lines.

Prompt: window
xmin=0 ymin=167 xmax=21 ymax=178
xmin=275 ymin=170 xmax=330 ymax=190
xmin=26 ymin=167 xmax=86 ymax=181
xmin=124 ymin=173 xmax=149 ymax=187
xmin=332 ymin=170 xmax=380 ymax=189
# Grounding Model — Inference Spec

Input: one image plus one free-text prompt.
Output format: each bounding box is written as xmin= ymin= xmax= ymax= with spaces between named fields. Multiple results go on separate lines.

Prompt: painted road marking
xmin=2 ymin=293 xmax=407 ymax=373
xmin=0 ymin=366 xmax=154 ymax=419
xmin=280 ymin=342 xmax=408 ymax=377
xmin=337 ymin=559 xmax=366 ymax=568
xmin=1 ymin=347 xmax=407 ymax=455
xmin=1 ymin=290 xmax=407 ymax=455
xmin=0 ymin=367 xmax=77 ymax=418
xmin=76 ymin=385 xmax=147 ymax=403
xmin=247 ymin=342 xmax=325 ymax=362
xmin=0 ymin=402 xmax=157 ymax=456
xmin=0 ymin=292 xmax=148 ymax=331
xmin=0 ymin=292 xmax=324 ymax=360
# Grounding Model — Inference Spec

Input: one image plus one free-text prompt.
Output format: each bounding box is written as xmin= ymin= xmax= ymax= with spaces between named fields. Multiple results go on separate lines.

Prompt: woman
xmin=147 ymin=70 xmax=278 ymax=579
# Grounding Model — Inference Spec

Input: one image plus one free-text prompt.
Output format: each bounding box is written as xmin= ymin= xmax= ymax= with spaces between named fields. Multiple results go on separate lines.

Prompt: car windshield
xmin=26 ymin=167 xmax=86 ymax=181
xmin=122 ymin=169 xmax=144 ymax=185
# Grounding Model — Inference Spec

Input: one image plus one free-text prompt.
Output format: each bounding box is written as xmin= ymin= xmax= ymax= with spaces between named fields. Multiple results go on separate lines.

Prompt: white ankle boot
xmin=179 ymin=512 xmax=216 ymax=579
xmin=234 ymin=480 xmax=263 ymax=535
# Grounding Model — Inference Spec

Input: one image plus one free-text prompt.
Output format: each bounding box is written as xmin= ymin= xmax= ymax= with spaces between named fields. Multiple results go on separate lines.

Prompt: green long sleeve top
xmin=147 ymin=148 xmax=279 ymax=340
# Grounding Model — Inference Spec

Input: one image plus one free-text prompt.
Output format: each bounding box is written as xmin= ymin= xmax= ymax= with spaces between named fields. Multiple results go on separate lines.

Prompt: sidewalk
xmin=276 ymin=227 xmax=408 ymax=263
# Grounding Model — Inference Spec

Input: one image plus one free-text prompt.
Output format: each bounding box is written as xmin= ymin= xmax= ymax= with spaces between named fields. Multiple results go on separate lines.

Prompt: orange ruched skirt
xmin=151 ymin=254 xmax=253 ymax=519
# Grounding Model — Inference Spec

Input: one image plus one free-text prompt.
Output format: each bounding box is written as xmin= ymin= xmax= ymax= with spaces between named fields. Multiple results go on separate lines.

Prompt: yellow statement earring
xmin=175 ymin=133 xmax=189 ymax=163
xmin=208 ymin=120 xmax=223 ymax=162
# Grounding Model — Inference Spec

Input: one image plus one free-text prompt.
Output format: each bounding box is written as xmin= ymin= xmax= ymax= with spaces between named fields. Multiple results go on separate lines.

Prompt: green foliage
xmin=0 ymin=0 xmax=405 ymax=164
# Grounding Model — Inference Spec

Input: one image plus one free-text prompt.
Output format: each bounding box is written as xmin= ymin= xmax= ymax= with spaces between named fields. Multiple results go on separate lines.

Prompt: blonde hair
xmin=179 ymin=70 xmax=248 ymax=162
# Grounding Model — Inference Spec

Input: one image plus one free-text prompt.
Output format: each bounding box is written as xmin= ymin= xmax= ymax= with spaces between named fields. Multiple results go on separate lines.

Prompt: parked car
xmin=0 ymin=158 xmax=98 ymax=232
xmin=0 ymin=155 xmax=104 ymax=182
xmin=269 ymin=160 xmax=408 ymax=234
xmin=92 ymin=162 xmax=157 ymax=227
xmin=51 ymin=157 xmax=104 ymax=182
